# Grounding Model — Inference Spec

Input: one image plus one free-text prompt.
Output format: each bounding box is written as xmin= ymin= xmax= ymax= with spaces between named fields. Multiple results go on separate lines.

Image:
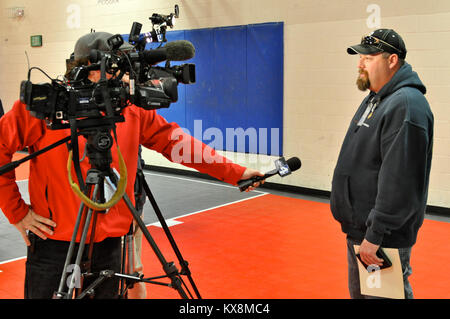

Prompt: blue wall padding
xmin=123 ymin=22 xmax=283 ymax=155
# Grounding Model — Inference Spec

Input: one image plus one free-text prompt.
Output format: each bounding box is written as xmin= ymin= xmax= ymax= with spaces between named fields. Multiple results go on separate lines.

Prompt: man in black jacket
xmin=330 ymin=29 xmax=433 ymax=299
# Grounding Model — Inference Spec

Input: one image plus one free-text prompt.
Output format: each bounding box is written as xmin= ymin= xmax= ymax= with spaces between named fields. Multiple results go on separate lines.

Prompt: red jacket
xmin=0 ymin=101 xmax=245 ymax=242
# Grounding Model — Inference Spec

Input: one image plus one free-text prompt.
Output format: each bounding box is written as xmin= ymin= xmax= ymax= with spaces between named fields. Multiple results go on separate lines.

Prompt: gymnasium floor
xmin=0 ymin=154 xmax=449 ymax=299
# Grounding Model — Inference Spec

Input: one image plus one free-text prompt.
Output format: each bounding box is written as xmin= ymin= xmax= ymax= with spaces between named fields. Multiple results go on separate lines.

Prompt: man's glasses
xmin=361 ymin=35 xmax=403 ymax=55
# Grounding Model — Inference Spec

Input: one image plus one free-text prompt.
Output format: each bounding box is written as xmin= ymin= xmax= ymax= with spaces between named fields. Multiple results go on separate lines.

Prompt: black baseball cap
xmin=74 ymin=31 xmax=134 ymax=60
xmin=347 ymin=29 xmax=407 ymax=59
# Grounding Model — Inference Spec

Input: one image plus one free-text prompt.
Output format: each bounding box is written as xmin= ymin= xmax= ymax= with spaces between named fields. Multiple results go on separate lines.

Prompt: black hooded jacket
xmin=330 ymin=63 xmax=434 ymax=248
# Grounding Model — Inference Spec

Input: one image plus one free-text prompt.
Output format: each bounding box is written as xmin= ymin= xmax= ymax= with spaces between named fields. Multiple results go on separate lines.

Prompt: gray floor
xmin=1 ymin=169 xmax=448 ymax=263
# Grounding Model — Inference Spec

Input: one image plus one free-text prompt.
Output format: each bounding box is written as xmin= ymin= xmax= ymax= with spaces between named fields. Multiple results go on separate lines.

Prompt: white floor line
xmin=144 ymin=171 xmax=267 ymax=194
xmin=0 ymin=256 xmax=26 ymax=265
xmin=146 ymin=192 xmax=269 ymax=227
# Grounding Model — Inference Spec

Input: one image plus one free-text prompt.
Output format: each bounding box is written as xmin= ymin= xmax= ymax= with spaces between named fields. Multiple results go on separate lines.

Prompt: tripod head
xmin=67 ymin=118 xmax=128 ymax=212
xmin=78 ymin=119 xmax=118 ymax=171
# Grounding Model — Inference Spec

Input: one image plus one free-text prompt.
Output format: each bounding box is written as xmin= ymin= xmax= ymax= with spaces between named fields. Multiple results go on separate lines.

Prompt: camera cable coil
xmin=67 ymin=146 xmax=128 ymax=210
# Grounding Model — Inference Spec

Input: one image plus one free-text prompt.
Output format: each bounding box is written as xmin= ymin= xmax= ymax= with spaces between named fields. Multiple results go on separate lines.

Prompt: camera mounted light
xmin=107 ymin=34 xmax=124 ymax=50
xmin=147 ymin=5 xmax=180 ymax=43
xmin=149 ymin=4 xmax=179 ymax=28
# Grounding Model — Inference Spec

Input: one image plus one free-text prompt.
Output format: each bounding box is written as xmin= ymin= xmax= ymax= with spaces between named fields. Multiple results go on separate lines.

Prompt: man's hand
xmin=14 ymin=208 xmax=57 ymax=246
xmin=240 ymin=168 xmax=265 ymax=192
xmin=359 ymin=239 xmax=383 ymax=267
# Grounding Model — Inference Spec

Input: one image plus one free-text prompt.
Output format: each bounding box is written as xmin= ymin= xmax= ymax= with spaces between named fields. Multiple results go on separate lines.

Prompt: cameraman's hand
xmin=240 ymin=168 xmax=265 ymax=192
xmin=14 ymin=208 xmax=57 ymax=246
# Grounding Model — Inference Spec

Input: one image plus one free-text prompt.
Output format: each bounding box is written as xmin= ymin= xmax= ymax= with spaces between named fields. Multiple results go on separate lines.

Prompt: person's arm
xmin=14 ymin=208 xmax=56 ymax=246
xmin=138 ymin=109 xmax=264 ymax=187
xmin=0 ymin=101 xmax=56 ymax=245
xmin=238 ymin=167 xmax=264 ymax=192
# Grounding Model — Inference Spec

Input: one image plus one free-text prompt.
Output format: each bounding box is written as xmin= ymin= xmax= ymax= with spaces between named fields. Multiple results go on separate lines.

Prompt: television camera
xmin=20 ymin=4 xmax=194 ymax=131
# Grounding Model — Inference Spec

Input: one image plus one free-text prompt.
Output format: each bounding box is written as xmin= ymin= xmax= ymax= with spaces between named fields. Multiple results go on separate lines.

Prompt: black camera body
xmin=20 ymin=78 xmax=129 ymax=129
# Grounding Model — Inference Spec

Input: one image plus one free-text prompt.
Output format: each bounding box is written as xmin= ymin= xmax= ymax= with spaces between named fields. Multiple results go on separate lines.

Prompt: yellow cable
xmin=67 ymin=147 xmax=128 ymax=210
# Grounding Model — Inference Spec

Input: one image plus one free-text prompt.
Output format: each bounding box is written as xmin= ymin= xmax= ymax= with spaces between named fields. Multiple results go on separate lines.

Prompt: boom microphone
xmin=238 ymin=157 xmax=301 ymax=192
xmin=139 ymin=40 xmax=195 ymax=64
xmin=89 ymin=40 xmax=196 ymax=66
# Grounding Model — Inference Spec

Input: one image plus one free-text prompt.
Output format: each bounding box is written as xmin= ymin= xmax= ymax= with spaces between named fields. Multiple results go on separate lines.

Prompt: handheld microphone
xmin=237 ymin=157 xmax=301 ymax=192
xmin=139 ymin=40 xmax=195 ymax=65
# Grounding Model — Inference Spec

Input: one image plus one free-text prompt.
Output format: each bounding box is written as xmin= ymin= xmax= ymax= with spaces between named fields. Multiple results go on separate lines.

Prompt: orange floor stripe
xmin=0 ymin=191 xmax=449 ymax=299
xmin=0 ymin=259 xmax=26 ymax=299
xmin=139 ymin=195 xmax=348 ymax=299
xmin=409 ymin=218 xmax=450 ymax=299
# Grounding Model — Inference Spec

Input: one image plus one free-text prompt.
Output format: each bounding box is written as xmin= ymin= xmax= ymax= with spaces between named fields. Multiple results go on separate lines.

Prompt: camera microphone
xmin=89 ymin=40 xmax=195 ymax=65
xmin=139 ymin=40 xmax=195 ymax=64
xmin=89 ymin=40 xmax=195 ymax=66
xmin=237 ymin=157 xmax=302 ymax=192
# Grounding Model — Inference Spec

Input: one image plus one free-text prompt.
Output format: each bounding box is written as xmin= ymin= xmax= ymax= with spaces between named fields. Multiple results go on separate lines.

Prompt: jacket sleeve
xmin=138 ymin=109 xmax=246 ymax=185
xmin=365 ymin=119 xmax=431 ymax=245
xmin=0 ymin=101 xmax=46 ymax=224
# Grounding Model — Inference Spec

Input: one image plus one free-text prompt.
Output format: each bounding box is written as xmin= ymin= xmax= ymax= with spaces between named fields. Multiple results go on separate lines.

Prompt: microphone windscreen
xmin=141 ymin=49 xmax=167 ymax=64
xmin=287 ymin=157 xmax=301 ymax=172
xmin=164 ymin=40 xmax=195 ymax=61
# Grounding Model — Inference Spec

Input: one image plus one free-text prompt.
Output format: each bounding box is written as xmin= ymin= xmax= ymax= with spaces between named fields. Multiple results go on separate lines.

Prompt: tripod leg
xmin=54 ymin=184 xmax=94 ymax=299
xmin=118 ymin=224 xmax=133 ymax=298
xmin=53 ymin=183 xmax=100 ymax=299
xmin=127 ymin=229 xmax=134 ymax=275
xmin=126 ymin=222 xmax=147 ymax=299
xmin=67 ymin=184 xmax=100 ymax=298
xmin=140 ymin=175 xmax=202 ymax=299
xmin=120 ymin=192 xmax=189 ymax=299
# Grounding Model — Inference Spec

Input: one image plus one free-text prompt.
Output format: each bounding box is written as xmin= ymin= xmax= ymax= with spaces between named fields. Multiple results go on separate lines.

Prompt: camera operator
xmin=0 ymin=31 xmax=264 ymax=299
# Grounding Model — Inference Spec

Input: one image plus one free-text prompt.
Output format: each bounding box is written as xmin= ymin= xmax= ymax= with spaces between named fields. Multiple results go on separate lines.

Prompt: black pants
xmin=25 ymin=232 xmax=122 ymax=299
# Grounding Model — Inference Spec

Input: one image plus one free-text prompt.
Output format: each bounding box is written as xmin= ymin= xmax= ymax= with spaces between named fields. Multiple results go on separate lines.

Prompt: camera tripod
xmin=51 ymin=125 xmax=201 ymax=299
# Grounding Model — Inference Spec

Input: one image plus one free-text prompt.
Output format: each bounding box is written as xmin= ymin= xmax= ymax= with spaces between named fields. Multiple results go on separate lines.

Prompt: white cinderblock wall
xmin=0 ymin=0 xmax=448 ymax=207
